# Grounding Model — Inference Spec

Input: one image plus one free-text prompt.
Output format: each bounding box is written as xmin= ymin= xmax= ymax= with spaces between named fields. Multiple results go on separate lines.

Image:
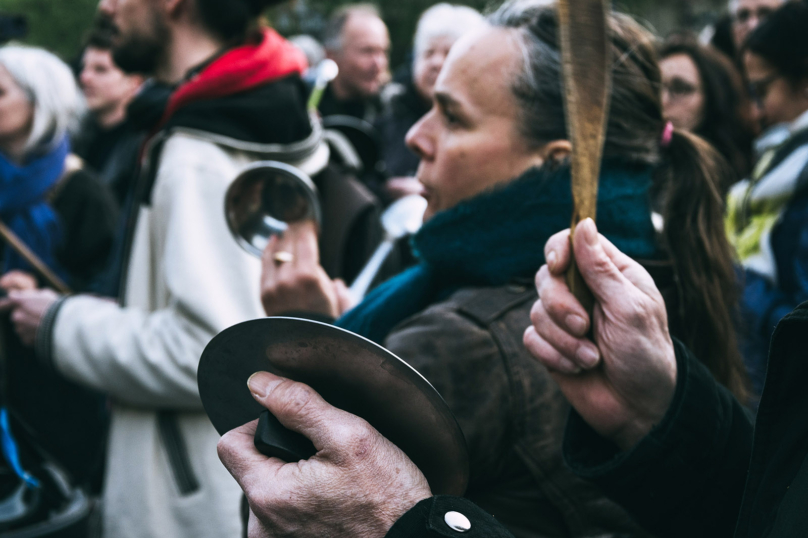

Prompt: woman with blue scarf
xmin=0 ymin=44 xmax=118 ymax=531
xmin=258 ymin=4 xmax=748 ymax=537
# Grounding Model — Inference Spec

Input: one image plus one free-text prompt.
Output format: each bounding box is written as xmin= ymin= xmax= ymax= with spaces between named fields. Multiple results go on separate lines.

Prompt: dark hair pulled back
xmin=660 ymin=36 xmax=754 ymax=185
xmin=745 ymin=0 xmax=808 ymax=86
xmin=195 ymin=0 xmax=276 ymax=42
xmin=488 ymin=0 xmax=749 ymax=402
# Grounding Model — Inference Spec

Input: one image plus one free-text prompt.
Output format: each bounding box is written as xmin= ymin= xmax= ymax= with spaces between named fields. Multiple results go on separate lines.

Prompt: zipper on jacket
xmin=157 ymin=412 xmax=200 ymax=496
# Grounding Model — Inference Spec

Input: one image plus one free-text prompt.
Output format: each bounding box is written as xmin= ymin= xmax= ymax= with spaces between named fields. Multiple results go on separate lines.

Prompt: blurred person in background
xmin=660 ymin=35 xmax=754 ymax=190
xmin=726 ymin=0 xmax=808 ymax=395
xmin=0 ymin=43 xmax=118 ymax=533
xmin=74 ymin=26 xmax=144 ymax=206
xmin=0 ymin=0 xmax=337 ymax=536
xmin=729 ymin=0 xmax=783 ymax=53
xmin=251 ymin=2 xmax=748 ymax=536
xmin=376 ymin=3 xmax=485 ymax=202
xmin=319 ymin=4 xmax=391 ymax=122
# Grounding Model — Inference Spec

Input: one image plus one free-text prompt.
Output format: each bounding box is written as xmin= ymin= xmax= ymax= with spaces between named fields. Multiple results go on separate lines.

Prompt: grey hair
xmin=0 ymin=44 xmax=84 ymax=153
xmin=485 ymin=0 xmax=663 ymax=163
xmin=322 ymin=4 xmax=382 ymax=52
xmin=413 ymin=4 xmax=485 ymax=58
xmin=485 ymin=0 xmax=566 ymax=150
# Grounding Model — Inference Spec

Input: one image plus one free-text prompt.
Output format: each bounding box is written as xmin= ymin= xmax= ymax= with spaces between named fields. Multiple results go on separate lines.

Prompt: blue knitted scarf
xmin=336 ymin=161 xmax=659 ymax=344
xmin=0 ymin=137 xmax=68 ymax=276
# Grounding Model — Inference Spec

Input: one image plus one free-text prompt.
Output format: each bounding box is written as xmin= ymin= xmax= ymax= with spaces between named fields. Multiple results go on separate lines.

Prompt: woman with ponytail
xmin=252 ymin=1 xmax=747 ymax=536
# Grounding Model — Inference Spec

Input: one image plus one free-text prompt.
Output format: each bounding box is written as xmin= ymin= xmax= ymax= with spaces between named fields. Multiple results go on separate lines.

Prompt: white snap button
xmin=444 ymin=511 xmax=471 ymax=533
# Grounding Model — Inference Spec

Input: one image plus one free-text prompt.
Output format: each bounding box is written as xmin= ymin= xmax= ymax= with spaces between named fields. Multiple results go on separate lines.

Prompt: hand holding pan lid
xmin=198 ymin=317 xmax=469 ymax=496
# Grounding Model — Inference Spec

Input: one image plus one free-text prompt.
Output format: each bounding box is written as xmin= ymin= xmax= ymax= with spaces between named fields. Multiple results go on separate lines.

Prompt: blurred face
xmin=80 ymin=47 xmax=141 ymax=116
xmin=330 ymin=13 xmax=390 ymax=99
xmin=413 ymin=35 xmax=455 ymax=102
xmin=731 ymin=0 xmax=782 ymax=49
xmin=0 ymin=64 xmax=34 ymax=158
xmin=97 ymin=0 xmax=168 ymax=75
xmin=406 ymin=26 xmax=544 ymax=221
xmin=744 ymin=51 xmax=808 ymax=129
xmin=660 ymin=53 xmax=705 ymax=132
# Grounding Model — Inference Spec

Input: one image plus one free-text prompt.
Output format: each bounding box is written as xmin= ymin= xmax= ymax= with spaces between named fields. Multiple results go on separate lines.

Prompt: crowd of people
xmin=0 ymin=0 xmax=807 ymax=536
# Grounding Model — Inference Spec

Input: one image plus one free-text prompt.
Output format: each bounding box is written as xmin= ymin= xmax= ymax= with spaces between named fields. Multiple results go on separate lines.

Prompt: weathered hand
xmin=260 ymin=221 xmax=344 ymax=318
xmin=523 ymin=219 xmax=677 ymax=451
xmin=0 ymin=289 xmax=61 ymax=346
xmin=0 ymin=271 xmax=38 ymax=292
xmin=217 ymin=372 xmax=432 ymax=538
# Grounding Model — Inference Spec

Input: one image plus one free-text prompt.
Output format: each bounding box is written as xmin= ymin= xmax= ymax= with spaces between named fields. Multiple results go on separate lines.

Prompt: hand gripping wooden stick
xmin=558 ymin=0 xmax=612 ymax=314
xmin=0 ymin=220 xmax=71 ymax=294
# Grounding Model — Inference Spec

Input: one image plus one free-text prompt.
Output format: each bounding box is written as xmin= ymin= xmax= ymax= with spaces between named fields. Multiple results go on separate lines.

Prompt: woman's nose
xmin=406 ymin=112 xmax=435 ymax=161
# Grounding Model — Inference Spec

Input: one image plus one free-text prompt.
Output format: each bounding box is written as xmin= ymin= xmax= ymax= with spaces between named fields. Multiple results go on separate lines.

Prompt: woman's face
xmin=660 ymin=54 xmax=705 ymax=132
xmin=413 ymin=35 xmax=456 ymax=102
xmin=406 ymin=26 xmax=545 ymax=221
xmin=744 ymin=52 xmax=808 ymax=130
xmin=0 ymin=64 xmax=34 ymax=158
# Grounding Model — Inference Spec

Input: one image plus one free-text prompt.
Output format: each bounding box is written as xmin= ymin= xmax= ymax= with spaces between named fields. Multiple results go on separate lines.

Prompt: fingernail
xmin=576 ymin=346 xmax=600 ymax=369
xmin=248 ymin=372 xmax=280 ymax=399
xmin=566 ymin=315 xmax=587 ymax=336
xmin=546 ymin=251 xmax=558 ymax=271
xmin=580 ymin=218 xmax=598 ymax=247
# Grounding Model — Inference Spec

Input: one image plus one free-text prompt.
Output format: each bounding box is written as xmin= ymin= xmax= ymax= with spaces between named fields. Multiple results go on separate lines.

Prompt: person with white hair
xmin=377 ymin=3 xmax=485 ymax=201
xmin=0 ymin=44 xmax=117 ymax=293
xmin=0 ymin=43 xmax=117 ymax=534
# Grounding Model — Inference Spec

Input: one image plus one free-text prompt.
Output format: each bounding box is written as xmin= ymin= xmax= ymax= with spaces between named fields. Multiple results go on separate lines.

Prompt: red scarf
xmin=154 ymin=28 xmax=307 ymax=133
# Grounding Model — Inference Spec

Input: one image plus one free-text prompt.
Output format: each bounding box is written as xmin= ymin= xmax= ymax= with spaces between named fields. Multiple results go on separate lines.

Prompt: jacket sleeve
xmin=42 ymin=135 xmax=265 ymax=410
xmin=386 ymin=496 xmax=515 ymax=538
xmin=562 ymin=340 xmax=754 ymax=538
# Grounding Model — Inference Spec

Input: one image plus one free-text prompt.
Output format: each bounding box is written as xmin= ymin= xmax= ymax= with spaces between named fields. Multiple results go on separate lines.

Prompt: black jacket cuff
xmin=562 ymin=339 xmax=753 ymax=538
xmin=385 ymin=496 xmax=515 ymax=538
xmin=34 ymin=295 xmax=70 ymax=373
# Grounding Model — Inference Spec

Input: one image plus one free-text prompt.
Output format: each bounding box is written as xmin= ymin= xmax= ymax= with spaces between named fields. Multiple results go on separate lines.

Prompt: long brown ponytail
xmin=488 ymin=2 xmax=750 ymax=403
xmin=656 ymin=129 xmax=749 ymax=402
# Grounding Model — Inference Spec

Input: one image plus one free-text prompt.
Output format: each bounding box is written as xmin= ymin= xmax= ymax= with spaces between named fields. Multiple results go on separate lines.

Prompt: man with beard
xmin=0 ymin=0 xmax=330 ymax=537
xmin=319 ymin=4 xmax=391 ymax=123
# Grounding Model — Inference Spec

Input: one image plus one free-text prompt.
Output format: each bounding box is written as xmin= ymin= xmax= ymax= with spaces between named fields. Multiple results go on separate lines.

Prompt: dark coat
xmin=383 ymin=284 xmax=650 ymax=538
xmin=387 ymin=302 xmax=808 ymax=538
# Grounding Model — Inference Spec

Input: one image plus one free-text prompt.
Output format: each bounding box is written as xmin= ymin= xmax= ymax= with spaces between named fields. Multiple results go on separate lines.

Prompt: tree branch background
xmin=3 ymin=0 xmax=727 ymax=67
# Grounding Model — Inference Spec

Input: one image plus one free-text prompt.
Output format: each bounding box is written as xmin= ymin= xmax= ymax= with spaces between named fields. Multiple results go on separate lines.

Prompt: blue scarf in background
xmin=0 ymin=137 xmax=68 ymax=277
xmin=336 ymin=160 xmax=659 ymax=345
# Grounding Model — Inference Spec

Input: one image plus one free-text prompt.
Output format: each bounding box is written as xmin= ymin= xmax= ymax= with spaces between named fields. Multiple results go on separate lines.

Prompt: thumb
xmin=247 ymin=371 xmax=357 ymax=451
xmin=572 ymin=219 xmax=633 ymax=306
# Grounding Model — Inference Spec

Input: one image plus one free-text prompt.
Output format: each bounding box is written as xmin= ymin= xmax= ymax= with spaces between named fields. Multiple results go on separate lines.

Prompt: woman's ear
xmin=539 ymin=140 xmax=573 ymax=165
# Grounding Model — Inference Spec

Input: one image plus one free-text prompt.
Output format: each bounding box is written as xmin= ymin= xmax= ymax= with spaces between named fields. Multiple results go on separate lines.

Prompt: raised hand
xmin=523 ymin=219 xmax=678 ymax=451
xmin=260 ymin=221 xmax=345 ymax=318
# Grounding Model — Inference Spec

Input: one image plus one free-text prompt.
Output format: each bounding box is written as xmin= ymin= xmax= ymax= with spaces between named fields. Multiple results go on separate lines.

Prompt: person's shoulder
xmin=384 ymin=283 xmax=535 ymax=369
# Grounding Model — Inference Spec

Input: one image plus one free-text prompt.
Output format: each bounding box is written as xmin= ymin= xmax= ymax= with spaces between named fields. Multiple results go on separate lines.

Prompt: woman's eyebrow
xmin=434 ymin=91 xmax=462 ymax=112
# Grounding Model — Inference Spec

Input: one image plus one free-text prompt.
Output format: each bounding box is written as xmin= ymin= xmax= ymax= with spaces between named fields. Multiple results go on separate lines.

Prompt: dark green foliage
xmin=1 ymin=0 xmax=98 ymax=62
xmin=4 ymin=0 xmax=727 ymax=68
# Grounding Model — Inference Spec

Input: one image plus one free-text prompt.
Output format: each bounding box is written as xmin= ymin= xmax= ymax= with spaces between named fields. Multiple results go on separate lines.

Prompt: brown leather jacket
xmin=384 ymin=284 xmax=651 ymax=538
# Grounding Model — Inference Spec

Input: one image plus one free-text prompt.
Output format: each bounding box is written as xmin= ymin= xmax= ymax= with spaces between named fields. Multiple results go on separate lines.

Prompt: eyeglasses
xmin=747 ymin=73 xmax=780 ymax=107
xmin=733 ymin=6 xmax=775 ymax=25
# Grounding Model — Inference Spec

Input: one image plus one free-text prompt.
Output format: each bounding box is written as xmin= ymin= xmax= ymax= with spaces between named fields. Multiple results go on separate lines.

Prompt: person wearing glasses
xmin=659 ymin=35 xmax=755 ymax=189
xmin=726 ymin=0 xmax=808 ymax=395
xmin=729 ymin=0 xmax=783 ymax=52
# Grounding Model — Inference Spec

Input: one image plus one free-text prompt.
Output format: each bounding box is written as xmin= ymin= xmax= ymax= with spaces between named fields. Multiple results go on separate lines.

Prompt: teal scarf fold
xmin=336 ymin=161 xmax=658 ymax=344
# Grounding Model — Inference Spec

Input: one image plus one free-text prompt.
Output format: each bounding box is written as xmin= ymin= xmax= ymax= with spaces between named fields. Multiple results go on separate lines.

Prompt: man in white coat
xmin=1 ymin=0 xmax=328 ymax=536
